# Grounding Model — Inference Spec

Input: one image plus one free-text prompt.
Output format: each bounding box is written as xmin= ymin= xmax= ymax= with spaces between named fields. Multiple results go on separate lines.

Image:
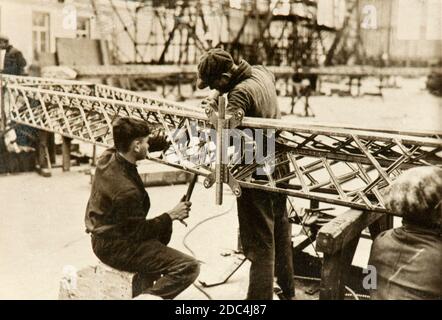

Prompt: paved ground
xmin=0 ymin=77 xmax=440 ymax=299
xmin=0 ymin=168 xmax=243 ymax=299
xmin=280 ymin=77 xmax=441 ymax=132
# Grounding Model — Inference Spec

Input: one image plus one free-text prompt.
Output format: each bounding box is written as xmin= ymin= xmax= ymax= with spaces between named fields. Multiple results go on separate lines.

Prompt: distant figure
xmin=368 ymin=166 xmax=442 ymax=300
xmin=0 ymin=34 xmax=27 ymax=75
xmin=85 ymin=117 xmax=200 ymax=299
xmin=0 ymin=34 xmax=54 ymax=177
xmin=0 ymin=34 xmax=34 ymax=174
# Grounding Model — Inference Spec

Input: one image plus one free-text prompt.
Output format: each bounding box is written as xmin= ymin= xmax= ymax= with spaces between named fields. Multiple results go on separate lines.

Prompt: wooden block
xmin=316 ymin=209 xmax=388 ymax=300
xmin=316 ymin=209 xmax=383 ymax=255
xmin=58 ymin=262 xmax=133 ymax=300
xmin=319 ymin=237 xmax=359 ymax=300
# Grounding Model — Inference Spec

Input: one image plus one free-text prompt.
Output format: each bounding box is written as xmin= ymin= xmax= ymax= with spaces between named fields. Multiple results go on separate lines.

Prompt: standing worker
xmin=0 ymin=34 xmax=30 ymax=173
xmin=0 ymin=34 xmax=27 ymax=75
xmin=0 ymin=34 xmax=53 ymax=177
xmin=196 ymin=48 xmax=295 ymax=300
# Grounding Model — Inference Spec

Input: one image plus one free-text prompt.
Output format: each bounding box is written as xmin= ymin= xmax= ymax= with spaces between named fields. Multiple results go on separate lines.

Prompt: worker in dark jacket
xmin=368 ymin=166 xmax=442 ymax=300
xmin=0 ymin=35 xmax=51 ymax=177
xmin=0 ymin=34 xmax=27 ymax=75
xmin=85 ymin=117 xmax=200 ymax=299
xmin=196 ymin=48 xmax=295 ymax=300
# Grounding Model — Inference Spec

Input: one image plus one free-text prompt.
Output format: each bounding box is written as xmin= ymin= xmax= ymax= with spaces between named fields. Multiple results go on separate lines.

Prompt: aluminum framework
xmin=2 ymin=74 xmax=441 ymax=215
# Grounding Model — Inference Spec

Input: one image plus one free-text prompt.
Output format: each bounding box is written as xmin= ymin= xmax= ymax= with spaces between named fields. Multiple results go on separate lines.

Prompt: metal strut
xmin=203 ymin=95 xmax=244 ymax=205
xmin=1 ymin=74 xmax=441 ymax=215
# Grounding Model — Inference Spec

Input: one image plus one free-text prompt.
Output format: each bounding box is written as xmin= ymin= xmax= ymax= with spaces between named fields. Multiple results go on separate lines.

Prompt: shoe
xmin=38 ymin=168 xmax=52 ymax=177
xmin=273 ymin=286 xmax=283 ymax=300
xmin=274 ymin=286 xmax=296 ymax=300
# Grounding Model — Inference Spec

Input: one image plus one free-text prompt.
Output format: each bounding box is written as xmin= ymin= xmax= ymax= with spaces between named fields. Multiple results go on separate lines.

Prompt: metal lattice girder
xmin=2 ymin=75 xmax=442 ymax=214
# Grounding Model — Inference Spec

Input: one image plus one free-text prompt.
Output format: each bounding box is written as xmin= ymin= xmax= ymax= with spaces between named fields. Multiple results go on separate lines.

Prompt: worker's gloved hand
xmin=148 ymin=130 xmax=171 ymax=153
xmin=167 ymin=198 xmax=192 ymax=222
xmin=200 ymin=97 xmax=218 ymax=112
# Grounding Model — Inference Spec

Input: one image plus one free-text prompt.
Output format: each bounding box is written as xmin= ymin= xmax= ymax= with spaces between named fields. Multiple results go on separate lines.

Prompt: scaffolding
xmin=324 ymin=0 xmax=366 ymax=66
xmin=92 ymin=0 xmax=341 ymax=67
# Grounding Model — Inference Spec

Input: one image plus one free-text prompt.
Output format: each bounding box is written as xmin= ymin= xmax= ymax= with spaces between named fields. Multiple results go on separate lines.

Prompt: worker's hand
xmin=167 ymin=198 xmax=192 ymax=221
xmin=200 ymin=97 xmax=218 ymax=111
xmin=148 ymin=130 xmax=171 ymax=153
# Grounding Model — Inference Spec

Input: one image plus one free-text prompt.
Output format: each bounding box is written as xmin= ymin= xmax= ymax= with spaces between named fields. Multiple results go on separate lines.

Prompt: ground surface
xmin=0 ymin=77 xmax=440 ymax=299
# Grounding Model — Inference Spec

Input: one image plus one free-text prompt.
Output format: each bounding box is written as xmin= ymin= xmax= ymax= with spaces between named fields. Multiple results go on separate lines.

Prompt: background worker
xmin=0 ymin=34 xmax=53 ymax=177
xmin=369 ymin=166 xmax=442 ymax=300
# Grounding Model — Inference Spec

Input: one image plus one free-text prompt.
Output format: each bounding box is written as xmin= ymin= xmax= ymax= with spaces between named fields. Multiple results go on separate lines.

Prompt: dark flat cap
xmin=384 ymin=166 xmax=442 ymax=228
xmin=197 ymin=48 xmax=234 ymax=89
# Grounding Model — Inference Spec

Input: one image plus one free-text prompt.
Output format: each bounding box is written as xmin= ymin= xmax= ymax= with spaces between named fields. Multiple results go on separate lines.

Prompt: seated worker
xmin=368 ymin=166 xmax=442 ymax=300
xmin=85 ymin=117 xmax=200 ymax=299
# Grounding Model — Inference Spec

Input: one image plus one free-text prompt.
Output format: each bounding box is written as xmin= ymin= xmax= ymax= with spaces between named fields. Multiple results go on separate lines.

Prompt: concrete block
xmin=58 ymin=262 xmax=133 ymax=300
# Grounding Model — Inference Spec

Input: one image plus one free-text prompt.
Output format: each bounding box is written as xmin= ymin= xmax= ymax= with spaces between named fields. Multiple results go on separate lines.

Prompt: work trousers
xmin=91 ymin=234 xmax=200 ymax=299
xmin=237 ymin=188 xmax=295 ymax=300
xmin=36 ymin=129 xmax=55 ymax=169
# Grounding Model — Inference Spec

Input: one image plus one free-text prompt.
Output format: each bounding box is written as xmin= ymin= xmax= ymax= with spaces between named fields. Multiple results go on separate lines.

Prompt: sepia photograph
xmin=0 ymin=0 xmax=440 ymax=306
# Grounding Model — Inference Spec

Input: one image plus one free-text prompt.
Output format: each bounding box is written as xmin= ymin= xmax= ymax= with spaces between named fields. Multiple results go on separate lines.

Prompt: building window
xmin=76 ymin=17 xmax=91 ymax=39
xmin=32 ymin=12 xmax=51 ymax=59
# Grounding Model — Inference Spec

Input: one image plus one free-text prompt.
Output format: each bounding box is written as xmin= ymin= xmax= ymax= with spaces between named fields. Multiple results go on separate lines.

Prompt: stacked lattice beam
xmin=2 ymin=75 xmax=441 ymax=214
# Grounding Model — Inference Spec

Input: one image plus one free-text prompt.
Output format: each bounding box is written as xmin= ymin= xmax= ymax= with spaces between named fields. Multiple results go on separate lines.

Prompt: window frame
xmin=32 ymin=11 xmax=51 ymax=59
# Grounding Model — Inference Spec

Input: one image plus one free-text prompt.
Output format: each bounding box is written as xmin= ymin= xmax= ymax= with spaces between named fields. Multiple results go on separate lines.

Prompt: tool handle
xmin=179 ymin=174 xmax=198 ymax=227
xmin=215 ymin=96 xmax=226 ymax=205
xmin=185 ymin=174 xmax=198 ymax=201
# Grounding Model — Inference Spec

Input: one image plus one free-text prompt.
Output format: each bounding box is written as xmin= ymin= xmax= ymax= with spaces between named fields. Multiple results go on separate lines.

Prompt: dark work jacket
xmin=225 ymin=60 xmax=286 ymax=181
xmin=226 ymin=60 xmax=281 ymax=119
xmin=85 ymin=148 xmax=172 ymax=242
xmin=3 ymin=45 xmax=27 ymax=75
xmin=368 ymin=224 xmax=442 ymax=300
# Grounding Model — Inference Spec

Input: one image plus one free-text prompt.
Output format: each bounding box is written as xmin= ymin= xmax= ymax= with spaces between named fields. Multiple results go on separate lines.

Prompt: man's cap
xmin=383 ymin=166 xmax=442 ymax=228
xmin=197 ymin=48 xmax=234 ymax=89
xmin=0 ymin=34 xmax=9 ymax=42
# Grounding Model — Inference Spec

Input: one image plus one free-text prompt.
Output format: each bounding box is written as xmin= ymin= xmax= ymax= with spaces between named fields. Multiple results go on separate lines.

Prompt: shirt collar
xmin=403 ymin=222 xmax=441 ymax=237
xmin=116 ymin=152 xmax=137 ymax=171
xmin=224 ymin=59 xmax=253 ymax=92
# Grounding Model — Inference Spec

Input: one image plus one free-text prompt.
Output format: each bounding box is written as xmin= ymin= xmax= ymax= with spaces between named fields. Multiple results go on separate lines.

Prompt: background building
xmin=0 ymin=0 xmax=135 ymax=67
xmin=359 ymin=0 xmax=442 ymax=66
xmin=0 ymin=0 xmax=440 ymax=68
